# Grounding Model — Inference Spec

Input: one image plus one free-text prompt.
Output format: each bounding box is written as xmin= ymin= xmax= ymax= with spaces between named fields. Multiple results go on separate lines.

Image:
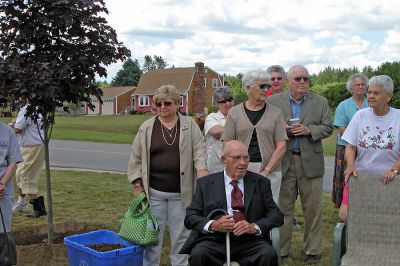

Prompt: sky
xmin=101 ymin=0 xmax=400 ymax=82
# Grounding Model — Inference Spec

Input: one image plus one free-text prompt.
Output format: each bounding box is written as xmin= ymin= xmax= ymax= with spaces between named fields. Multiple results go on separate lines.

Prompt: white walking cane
xmin=207 ymin=209 xmax=233 ymax=266
xmin=226 ymin=231 xmax=231 ymax=265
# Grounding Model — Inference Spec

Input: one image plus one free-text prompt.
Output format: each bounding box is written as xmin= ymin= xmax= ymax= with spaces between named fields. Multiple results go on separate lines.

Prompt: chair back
xmin=347 ymin=171 xmax=400 ymax=256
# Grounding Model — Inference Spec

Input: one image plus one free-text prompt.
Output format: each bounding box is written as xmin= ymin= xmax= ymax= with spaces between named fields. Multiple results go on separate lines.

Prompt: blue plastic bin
xmin=64 ymin=230 xmax=143 ymax=266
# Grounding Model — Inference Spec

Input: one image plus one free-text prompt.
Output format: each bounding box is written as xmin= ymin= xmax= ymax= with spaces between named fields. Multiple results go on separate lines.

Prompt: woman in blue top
xmin=331 ymin=73 xmax=369 ymax=208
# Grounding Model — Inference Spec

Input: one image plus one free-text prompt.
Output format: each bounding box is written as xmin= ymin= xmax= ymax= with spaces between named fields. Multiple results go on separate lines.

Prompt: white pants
xmin=248 ymin=162 xmax=282 ymax=204
xmin=144 ymin=188 xmax=189 ymax=266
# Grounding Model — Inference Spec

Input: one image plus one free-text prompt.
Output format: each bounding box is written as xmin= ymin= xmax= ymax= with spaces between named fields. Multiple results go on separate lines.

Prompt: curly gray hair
xmin=346 ymin=73 xmax=369 ymax=92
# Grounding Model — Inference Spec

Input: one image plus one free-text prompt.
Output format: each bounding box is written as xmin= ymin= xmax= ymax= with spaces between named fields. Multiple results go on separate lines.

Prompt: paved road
xmin=49 ymin=140 xmax=335 ymax=193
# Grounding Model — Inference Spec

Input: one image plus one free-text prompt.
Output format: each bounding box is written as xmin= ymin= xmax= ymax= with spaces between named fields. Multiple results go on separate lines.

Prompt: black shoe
xmin=26 ymin=196 xmax=47 ymax=218
xmin=304 ymin=254 xmax=321 ymax=264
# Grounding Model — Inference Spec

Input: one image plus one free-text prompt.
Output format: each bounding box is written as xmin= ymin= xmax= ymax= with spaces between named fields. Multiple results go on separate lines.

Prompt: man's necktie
xmin=230 ymin=180 xmax=245 ymax=222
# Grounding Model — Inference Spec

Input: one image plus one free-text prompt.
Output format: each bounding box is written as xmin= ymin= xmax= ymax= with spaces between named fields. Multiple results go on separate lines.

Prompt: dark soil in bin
xmin=87 ymin=243 xmax=126 ymax=252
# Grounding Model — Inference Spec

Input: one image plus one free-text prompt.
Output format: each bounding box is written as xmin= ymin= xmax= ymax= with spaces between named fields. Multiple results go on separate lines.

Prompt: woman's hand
xmin=344 ymin=165 xmax=357 ymax=183
xmin=197 ymin=169 xmax=208 ymax=179
xmin=131 ymin=179 xmax=144 ymax=197
xmin=381 ymin=170 xmax=397 ymax=184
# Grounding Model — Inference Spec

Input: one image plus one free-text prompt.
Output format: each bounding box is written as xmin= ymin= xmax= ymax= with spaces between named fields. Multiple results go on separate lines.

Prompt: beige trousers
xmin=248 ymin=162 xmax=282 ymax=204
xmin=278 ymin=155 xmax=323 ymax=256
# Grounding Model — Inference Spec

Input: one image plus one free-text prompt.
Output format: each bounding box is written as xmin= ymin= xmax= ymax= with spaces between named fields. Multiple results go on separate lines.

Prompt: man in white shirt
xmin=11 ymin=99 xmax=46 ymax=218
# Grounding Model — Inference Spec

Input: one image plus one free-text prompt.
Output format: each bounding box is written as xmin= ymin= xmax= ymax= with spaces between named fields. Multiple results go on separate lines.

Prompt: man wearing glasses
xmin=267 ymin=65 xmax=333 ymax=264
xmin=267 ymin=65 xmax=286 ymax=95
xmin=181 ymin=140 xmax=283 ymax=265
xmin=204 ymin=86 xmax=234 ymax=174
xmin=222 ymin=69 xmax=287 ymax=204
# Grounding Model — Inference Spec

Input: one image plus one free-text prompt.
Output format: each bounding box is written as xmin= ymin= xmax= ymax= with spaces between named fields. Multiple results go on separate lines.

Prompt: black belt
xmin=292 ymin=150 xmax=301 ymax=155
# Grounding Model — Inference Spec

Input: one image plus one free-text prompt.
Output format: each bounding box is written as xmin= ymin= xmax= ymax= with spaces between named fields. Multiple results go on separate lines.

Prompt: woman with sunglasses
xmin=204 ymin=86 xmax=234 ymax=173
xmin=267 ymin=65 xmax=286 ymax=95
xmin=222 ymin=69 xmax=287 ymax=204
xmin=127 ymin=85 xmax=208 ymax=266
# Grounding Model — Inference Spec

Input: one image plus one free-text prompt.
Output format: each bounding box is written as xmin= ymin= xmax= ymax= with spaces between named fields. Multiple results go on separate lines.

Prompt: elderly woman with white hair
xmin=331 ymin=73 xmax=369 ymax=208
xmin=221 ymin=69 xmax=287 ymax=204
xmin=339 ymin=75 xmax=400 ymax=222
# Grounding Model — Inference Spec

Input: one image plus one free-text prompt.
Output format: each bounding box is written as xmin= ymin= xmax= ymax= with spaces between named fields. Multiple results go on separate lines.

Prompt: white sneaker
xmin=12 ymin=202 xmax=29 ymax=213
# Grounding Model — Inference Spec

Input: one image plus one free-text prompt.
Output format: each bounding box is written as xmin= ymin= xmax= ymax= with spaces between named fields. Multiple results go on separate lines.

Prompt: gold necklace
xmin=161 ymin=122 xmax=178 ymax=146
xmin=163 ymin=124 xmax=175 ymax=138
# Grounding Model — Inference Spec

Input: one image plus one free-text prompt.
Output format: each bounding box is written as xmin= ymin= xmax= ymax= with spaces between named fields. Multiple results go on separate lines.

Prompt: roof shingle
xmin=134 ymin=68 xmax=195 ymax=95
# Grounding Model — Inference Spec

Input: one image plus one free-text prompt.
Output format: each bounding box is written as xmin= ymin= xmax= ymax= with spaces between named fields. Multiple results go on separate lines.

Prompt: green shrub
xmin=129 ymin=110 xmax=136 ymax=115
xmin=321 ymin=82 xmax=350 ymax=110
xmin=390 ymin=91 xmax=400 ymax=108
xmin=207 ymin=105 xmax=218 ymax=113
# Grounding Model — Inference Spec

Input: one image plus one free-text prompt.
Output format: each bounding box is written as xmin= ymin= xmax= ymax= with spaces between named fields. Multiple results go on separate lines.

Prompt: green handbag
xmin=119 ymin=192 xmax=159 ymax=246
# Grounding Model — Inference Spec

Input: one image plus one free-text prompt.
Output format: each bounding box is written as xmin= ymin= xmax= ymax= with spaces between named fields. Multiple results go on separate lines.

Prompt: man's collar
xmin=223 ymin=169 xmax=243 ymax=184
xmin=288 ymin=90 xmax=306 ymax=103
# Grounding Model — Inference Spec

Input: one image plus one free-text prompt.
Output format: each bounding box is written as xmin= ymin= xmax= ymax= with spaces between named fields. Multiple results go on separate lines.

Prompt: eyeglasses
xmin=225 ymin=155 xmax=250 ymax=162
xmin=271 ymin=77 xmax=283 ymax=81
xmin=293 ymin=77 xmax=309 ymax=82
xmin=353 ymin=83 xmax=365 ymax=87
xmin=217 ymin=97 xmax=233 ymax=104
xmin=155 ymin=101 xmax=173 ymax=107
xmin=259 ymin=84 xmax=272 ymax=90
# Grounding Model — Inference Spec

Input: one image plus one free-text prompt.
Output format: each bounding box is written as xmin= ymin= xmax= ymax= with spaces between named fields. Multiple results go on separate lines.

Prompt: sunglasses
xmin=155 ymin=101 xmax=173 ymax=107
xmin=259 ymin=84 xmax=272 ymax=90
xmin=293 ymin=77 xmax=309 ymax=82
xmin=271 ymin=77 xmax=283 ymax=81
xmin=217 ymin=97 xmax=233 ymax=104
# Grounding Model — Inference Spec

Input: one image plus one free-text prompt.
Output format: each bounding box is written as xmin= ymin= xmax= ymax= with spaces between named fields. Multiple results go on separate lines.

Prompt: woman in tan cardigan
xmin=127 ymin=85 xmax=208 ymax=266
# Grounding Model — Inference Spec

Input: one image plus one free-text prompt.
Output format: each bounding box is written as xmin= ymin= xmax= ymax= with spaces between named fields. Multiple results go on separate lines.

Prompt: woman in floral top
xmin=339 ymin=75 xmax=400 ymax=222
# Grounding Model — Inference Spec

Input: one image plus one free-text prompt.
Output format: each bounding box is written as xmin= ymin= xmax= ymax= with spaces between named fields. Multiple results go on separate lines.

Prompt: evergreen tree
xmin=142 ymin=55 xmax=168 ymax=72
xmin=111 ymin=58 xmax=141 ymax=86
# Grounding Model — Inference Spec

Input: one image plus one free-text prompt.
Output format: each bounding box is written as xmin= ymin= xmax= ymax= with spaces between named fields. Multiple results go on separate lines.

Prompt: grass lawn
xmin=1 ymin=114 xmax=338 ymax=155
xmin=12 ymin=170 xmax=339 ymax=266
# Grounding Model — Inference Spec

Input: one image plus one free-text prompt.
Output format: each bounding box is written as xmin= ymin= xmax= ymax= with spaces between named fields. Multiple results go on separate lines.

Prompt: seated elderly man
xmin=181 ymin=140 xmax=283 ymax=266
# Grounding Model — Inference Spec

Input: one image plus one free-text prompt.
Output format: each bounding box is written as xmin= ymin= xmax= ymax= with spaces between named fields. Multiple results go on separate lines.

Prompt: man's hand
xmin=0 ymin=182 xmax=6 ymax=198
xmin=232 ymin=220 xmax=257 ymax=236
xmin=290 ymin=124 xmax=310 ymax=136
xmin=210 ymin=215 xmax=235 ymax=232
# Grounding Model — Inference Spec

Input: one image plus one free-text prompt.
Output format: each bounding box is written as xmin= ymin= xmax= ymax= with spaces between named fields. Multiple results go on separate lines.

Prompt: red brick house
xmin=84 ymin=86 xmax=136 ymax=115
xmin=131 ymin=62 xmax=224 ymax=114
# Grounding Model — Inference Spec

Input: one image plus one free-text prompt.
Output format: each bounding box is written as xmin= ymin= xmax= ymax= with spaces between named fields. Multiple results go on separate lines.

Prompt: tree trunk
xmin=43 ymin=121 xmax=54 ymax=243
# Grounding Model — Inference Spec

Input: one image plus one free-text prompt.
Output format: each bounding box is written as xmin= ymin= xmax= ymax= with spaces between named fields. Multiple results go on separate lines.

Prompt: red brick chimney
xmin=193 ymin=62 xmax=205 ymax=114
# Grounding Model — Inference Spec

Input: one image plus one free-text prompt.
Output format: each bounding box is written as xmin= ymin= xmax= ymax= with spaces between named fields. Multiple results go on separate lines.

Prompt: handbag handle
xmin=0 ymin=204 xmax=12 ymax=250
xmin=129 ymin=192 xmax=150 ymax=218
xmin=0 ymin=205 xmax=8 ymax=234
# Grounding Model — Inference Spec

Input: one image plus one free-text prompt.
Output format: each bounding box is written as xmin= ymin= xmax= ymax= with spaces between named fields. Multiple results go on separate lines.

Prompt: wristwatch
xmin=253 ymin=223 xmax=261 ymax=235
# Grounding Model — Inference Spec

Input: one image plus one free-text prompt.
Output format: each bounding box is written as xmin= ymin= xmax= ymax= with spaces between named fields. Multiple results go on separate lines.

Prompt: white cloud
xmin=101 ymin=0 xmax=400 ymax=81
